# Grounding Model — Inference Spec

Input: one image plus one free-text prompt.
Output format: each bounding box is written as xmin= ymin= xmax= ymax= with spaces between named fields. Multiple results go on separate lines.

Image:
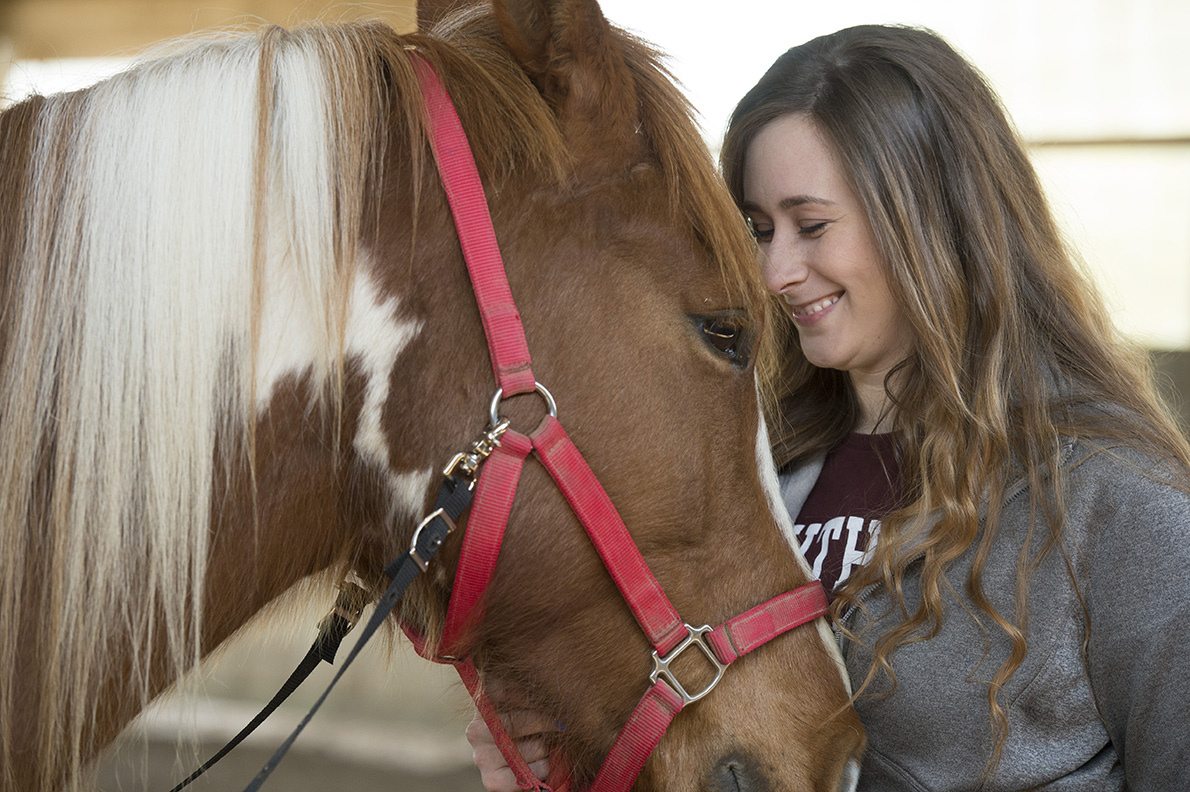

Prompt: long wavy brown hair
xmin=721 ymin=23 xmax=1190 ymax=765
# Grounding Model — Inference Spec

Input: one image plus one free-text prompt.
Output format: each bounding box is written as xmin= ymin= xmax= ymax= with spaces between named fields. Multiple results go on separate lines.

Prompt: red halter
xmin=406 ymin=54 xmax=830 ymax=792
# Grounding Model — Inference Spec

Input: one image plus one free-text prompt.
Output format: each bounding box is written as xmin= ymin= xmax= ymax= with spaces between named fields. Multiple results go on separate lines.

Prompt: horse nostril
xmin=707 ymin=753 xmax=772 ymax=792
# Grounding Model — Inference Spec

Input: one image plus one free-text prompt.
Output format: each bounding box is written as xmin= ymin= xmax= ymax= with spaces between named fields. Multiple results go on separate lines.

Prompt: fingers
xmin=476 ymin=759 xmax=551 ymax=792
xmin=472 ymin=737 xmax=550 ymax=791
xmin=467 ymin=711 xmax=554 ymax=792
xmin=466 ymin=709 xmax=561 ymax=744
xmin=465 ymin=712 xmax=497 ymax=749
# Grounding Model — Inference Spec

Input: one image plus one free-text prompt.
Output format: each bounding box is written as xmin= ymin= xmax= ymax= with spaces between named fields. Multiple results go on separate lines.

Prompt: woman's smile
xmin=788 ymin=292 xmax=842 ymax=323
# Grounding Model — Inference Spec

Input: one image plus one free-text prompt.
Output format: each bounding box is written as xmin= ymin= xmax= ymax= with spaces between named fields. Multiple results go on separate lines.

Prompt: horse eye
xmin=700 ymin=317 xmax=749 ymax=366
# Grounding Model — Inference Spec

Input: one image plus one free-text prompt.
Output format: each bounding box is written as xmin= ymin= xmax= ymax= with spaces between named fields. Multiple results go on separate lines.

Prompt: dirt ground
xmin=93 ymin=605 xmax=487 ymax=792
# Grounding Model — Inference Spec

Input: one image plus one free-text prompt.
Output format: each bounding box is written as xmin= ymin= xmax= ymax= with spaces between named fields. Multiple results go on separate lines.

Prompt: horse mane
xmin=0 ymin=21 xmax=397 ymax=788
xmin=0 ymin=8 xmax=760 ymax=789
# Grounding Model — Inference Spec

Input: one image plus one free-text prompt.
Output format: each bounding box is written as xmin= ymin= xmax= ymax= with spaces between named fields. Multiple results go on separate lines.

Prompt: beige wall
xmin=0 ymin=0 xmax=417 ymax=60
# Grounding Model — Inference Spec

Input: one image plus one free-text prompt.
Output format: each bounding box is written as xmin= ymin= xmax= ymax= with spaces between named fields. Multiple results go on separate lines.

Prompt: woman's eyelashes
xmin=744 ymin=215 xmax=829 ymax=243
xmin=745 ymin=215 xmax=772 ymax=243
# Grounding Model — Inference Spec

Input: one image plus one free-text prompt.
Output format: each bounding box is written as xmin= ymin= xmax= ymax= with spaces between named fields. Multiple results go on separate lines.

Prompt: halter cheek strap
xmin=410 ymin=48 xmax=535 ymax=399
xmin=407 ymin=54 xmax=829 ymax=792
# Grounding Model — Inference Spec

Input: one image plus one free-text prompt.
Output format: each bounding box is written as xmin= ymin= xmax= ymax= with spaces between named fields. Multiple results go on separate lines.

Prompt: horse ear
xmin=489 ymin=0 xmax=552 ymax=78
xmin=417 ymin=0 xmax=468 ymax=31
xmin=491 ymin=0 xmax=641 ymax=163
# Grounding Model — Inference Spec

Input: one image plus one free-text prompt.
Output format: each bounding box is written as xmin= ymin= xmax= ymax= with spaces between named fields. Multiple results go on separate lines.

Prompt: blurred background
xmin=1 ymin=0 xmax=1186 ymax=790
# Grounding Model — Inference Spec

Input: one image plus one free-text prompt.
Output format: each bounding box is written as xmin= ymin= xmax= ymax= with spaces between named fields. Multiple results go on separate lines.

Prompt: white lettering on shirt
xmin=793 ymin=516 xmax=881 ymax=590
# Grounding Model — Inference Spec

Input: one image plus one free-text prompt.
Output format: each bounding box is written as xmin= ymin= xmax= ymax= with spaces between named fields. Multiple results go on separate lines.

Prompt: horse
xmin=0 ymin=1 xmax=865 ymax=790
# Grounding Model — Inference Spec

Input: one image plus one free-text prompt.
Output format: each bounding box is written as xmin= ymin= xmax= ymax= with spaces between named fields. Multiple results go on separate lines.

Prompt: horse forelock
xmin=424 ymin=6 xmax=763 ymax=316
xmin=619 ymin=34 xmax=766 ymax=316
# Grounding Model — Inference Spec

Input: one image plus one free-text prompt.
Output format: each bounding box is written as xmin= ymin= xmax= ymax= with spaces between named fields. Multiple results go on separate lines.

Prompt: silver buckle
xmin=408 ymin=507 xmax=457 ymax=571
xmin=649 ymin=624 xmax=728 ymax=705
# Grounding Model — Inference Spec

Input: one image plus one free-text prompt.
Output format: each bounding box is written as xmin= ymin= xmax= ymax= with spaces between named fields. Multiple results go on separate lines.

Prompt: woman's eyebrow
xmin=779 ymin=194 xmax=836 ymax=209
xmin=741 ymin=195 xmax=836 ymax=212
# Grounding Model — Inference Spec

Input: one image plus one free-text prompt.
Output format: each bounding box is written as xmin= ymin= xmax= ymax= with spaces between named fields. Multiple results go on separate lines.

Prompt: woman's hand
xmin=467 ymin=708 xmax=560 ymax=792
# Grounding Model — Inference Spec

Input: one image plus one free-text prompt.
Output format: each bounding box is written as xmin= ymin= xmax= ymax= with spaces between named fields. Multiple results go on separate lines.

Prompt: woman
xmin=471 ymin=24 xmax=1190 ymax=790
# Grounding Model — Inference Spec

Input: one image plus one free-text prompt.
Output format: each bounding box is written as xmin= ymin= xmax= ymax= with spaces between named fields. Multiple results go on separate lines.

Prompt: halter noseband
xmin=404 ymin=54 xmax=830 ymax=792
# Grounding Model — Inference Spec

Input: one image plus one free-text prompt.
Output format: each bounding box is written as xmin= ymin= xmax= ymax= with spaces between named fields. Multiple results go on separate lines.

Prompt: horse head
xmin=361 ymin=2 xmax=866 ymax=789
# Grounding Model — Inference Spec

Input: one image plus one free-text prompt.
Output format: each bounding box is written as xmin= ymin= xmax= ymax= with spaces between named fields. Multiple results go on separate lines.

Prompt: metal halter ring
xmin=489 ymin=382 xmax=557 ymax=428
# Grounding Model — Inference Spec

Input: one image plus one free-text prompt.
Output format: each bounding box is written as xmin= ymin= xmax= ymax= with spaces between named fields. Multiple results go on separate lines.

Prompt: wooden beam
xmin=1029 ymin=136 xmax=1190 ymax=149
xmin=1 ymin=0 xmax=417 ymax=60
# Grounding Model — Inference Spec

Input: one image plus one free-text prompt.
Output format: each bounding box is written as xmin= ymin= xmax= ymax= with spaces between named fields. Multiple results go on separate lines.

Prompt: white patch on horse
xmin=754 ymin=400 xmax=812 ymax=580
xmin=390 ymin=468 xmax=435 ymax=523
xmin=255 ymin=248 xmax=323 ymax=408
xmin=343 ymin=268 xmax=429 ymax=524
xmin=754 ymin=387 xmax=851 ymax=694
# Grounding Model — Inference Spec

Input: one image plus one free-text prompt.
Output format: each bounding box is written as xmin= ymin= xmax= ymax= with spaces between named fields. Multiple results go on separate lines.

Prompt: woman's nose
xmin=761 ymin=237 xmax=808 ymax=295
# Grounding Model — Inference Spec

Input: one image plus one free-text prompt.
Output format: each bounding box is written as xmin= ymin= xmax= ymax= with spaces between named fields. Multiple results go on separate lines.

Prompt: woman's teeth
xmin=788 ymin=295 xmax=840 ymax=316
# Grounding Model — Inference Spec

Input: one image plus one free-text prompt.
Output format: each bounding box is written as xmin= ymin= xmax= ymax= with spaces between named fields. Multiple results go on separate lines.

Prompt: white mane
xmin=0 ymin=24 xmax=377 ymax=788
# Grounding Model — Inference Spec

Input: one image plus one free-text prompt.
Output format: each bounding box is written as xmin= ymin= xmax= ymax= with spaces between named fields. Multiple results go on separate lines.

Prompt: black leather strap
xmin=164 ymin=473 xmax=473 ymax=792
xmin=165 ymin=618 xmax=340 ymax=784
xmin=237 ymin=474 xmax=473 ymax=792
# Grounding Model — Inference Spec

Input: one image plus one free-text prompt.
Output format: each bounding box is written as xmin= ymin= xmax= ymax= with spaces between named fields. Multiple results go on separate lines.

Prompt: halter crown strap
xmin=412 ymin=54 xmax=536 ymax=397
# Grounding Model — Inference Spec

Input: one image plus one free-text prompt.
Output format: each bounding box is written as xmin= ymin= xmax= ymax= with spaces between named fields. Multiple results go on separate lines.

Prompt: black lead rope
xmin=166 ymin=583 xmax=369 ymax=792
xmin=166 ymin=473 xmax=474 ymax=792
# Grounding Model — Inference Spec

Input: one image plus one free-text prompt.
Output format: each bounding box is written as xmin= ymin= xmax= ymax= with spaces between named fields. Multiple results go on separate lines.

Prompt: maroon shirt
xmin=793 ymin=432 xmax=901 ymax=594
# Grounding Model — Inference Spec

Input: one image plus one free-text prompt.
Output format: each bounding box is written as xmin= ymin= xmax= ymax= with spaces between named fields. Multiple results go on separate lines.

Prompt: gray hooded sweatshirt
xmin=779 ymin=439 xmax=1190 ymax=791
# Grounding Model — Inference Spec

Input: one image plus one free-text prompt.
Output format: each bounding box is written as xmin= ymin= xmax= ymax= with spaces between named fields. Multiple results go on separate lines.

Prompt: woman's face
xmin=742 ymin=114 xmax=912 ymax=382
